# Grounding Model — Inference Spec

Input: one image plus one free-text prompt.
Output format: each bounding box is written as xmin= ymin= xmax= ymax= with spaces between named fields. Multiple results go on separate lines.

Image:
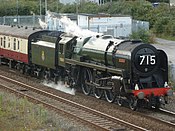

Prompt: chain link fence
xmin=0 ymin=15 xmax=149 ymax=33
xmin=0 ymin=15 xmax=45 ymax=28
xmin=132 ymin=20 xmax=149 ymax=32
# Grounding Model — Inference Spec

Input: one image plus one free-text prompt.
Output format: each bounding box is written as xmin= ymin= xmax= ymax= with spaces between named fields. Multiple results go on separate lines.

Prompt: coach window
xmin=8 ymin=38 xmax=10 ymax=48
xmin=0 ymin=37 xmax=2 ymax=47
xmin=14 ymin=38 xmax=16 ymax=50
xmin=17 ymin=40 xmax=20 ymax=50
xmin=3 ymin=36 xmax=6 ymax=48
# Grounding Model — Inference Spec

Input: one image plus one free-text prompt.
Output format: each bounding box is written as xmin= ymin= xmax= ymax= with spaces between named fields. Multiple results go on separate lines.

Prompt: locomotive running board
xmin=65 ymin=58 xmax=124 ymax=75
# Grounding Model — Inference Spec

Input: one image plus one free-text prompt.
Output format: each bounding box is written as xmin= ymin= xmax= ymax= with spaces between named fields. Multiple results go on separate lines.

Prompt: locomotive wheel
xmin=116 ymin=86 xmax=124 ymax=106
xmin=116 ymin=94 xmax=123 ymax=106
xmin=94 ymin=71 xmax=104 ymax=99
xmin=153 ymin=98 xmax=161 ymax=109
xmin=81 ymin=68 xmax=92 ymax=95
xmin=104 ymin=89 xmax=116 ymax=103
xmin=129 ymin=96 xmax=138 ymax=111
xmin=154 ymin=103 xmax=161 ymax=110
xmin=94 ymin=88 xmax=103 ymax=99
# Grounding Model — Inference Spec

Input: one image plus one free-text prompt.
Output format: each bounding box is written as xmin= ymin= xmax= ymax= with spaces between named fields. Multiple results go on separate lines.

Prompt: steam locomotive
xmin=0 ymin=25 xmax=173 ymax=110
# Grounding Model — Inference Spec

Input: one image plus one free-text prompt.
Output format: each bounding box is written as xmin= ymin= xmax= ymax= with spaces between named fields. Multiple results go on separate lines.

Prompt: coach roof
xmin=0 ymin=25 xmax=42 ymax=39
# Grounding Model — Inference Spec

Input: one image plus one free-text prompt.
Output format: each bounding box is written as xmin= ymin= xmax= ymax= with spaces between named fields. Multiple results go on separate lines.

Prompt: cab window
xmin=59 ymin=44 xmax=64 ymax=54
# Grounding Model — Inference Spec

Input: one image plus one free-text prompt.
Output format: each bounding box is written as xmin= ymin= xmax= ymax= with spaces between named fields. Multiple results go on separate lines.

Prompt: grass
xmin=0 ymin=89 xmax=89 ymax=131
xmin=170 ymin=82 xmax=175 ymax=91
xmin=0 ymin=92 xmax=49 ymax=130
xmin=0 ymin=91 xmax=64 ymax=130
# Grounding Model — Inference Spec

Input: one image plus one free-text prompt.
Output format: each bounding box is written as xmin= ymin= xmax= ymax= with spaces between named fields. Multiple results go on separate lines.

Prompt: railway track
xmin=159 ymin=108 xmax=175 ymax=117
xmin=137 ymin=107 xmax=175 ymax=127
xmin=0 ymin=74 xmax=148 ymax=131
xmin=158 ymin=108 xmax=175 ymax=123
xmin=0 ymin=71 xmax=175 ymax=130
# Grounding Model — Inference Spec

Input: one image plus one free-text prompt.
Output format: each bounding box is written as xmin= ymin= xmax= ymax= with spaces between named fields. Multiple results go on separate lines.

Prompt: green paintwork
xmin=72 ymin=46 xmax=130 ymax=73
xmin=31 ymin=44 xmax=56 ymax=69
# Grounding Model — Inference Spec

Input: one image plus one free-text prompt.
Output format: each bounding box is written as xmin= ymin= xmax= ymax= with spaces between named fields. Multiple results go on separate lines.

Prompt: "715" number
xmin=140 ymin=55 xmax=156 ymax=65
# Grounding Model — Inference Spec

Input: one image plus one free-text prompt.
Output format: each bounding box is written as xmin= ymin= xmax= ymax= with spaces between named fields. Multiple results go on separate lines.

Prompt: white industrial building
xmin=60 ymin=0 xmax=100 ymax=5
xmin=59 ymin=0 xmax=76 ymax=5
xmin=77 ymin=14 xmax=132 ymax=37
xmin=45 ymin=12 xmax=149 ymax=38
xmin=170 ymin=0 xmax=175 ymax=6
xmin=46 ymin=13 xmax=132 ymax=38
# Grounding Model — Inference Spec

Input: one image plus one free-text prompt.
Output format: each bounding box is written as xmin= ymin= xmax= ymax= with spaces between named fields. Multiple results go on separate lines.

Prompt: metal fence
xmin=0 ymin=15 xmax=149 ymax=34
xmin=132 ymin=20 xmax=149 ymax=32
xmin=0 ymin=15 xmax=45 ymax=27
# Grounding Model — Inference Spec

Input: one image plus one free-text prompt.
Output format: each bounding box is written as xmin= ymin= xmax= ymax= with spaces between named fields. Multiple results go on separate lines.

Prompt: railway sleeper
xmin=93 ymin=120 xmax=114 ymax=124
xmin=95 ymin=119 xmax=114 ymax=123
xmin=80 ymin=115 xmax=100 ymax=120
xmin=85 ymin=117 xmax=108 ymax=122
xmin=76 ymin=113 xmax=96 ymax=117
xmin=96 ymin=123 xmax=117 ymax=127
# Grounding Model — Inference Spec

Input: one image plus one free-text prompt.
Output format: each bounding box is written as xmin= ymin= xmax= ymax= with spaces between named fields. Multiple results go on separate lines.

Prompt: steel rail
xmin=0 ymin=74 xmax=148 ymax=131
xmin=159 ymin=108 xmax=175 ymax=117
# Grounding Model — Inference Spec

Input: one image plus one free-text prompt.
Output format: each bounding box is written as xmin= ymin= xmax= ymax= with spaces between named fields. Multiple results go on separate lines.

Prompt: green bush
xmin=129 ymin=29 xmax=155 ymax=43
xmin=165 ymin=19 xmax=175 ymax=37
xmin=153 ymin=17 xmax=169 ymax=34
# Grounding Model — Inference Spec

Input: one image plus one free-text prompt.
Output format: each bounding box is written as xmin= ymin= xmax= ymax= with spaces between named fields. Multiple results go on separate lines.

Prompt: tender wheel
xmin=129 ymin=96 xmax=138 ymax=111
xmin=44 ymin=71 xmax=50 ymax=81
xmin=54 ymin=76 xmax=58 ymax=84
xmin=104 ymin=89 xmax=116 ymax=103
xmin=24 ymin=65 xmax=31 ymax=75
xmin=81 ymin=68 xmax=92 ymax=95
xmin=94 ymin=88 xmax=103 ymax=99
